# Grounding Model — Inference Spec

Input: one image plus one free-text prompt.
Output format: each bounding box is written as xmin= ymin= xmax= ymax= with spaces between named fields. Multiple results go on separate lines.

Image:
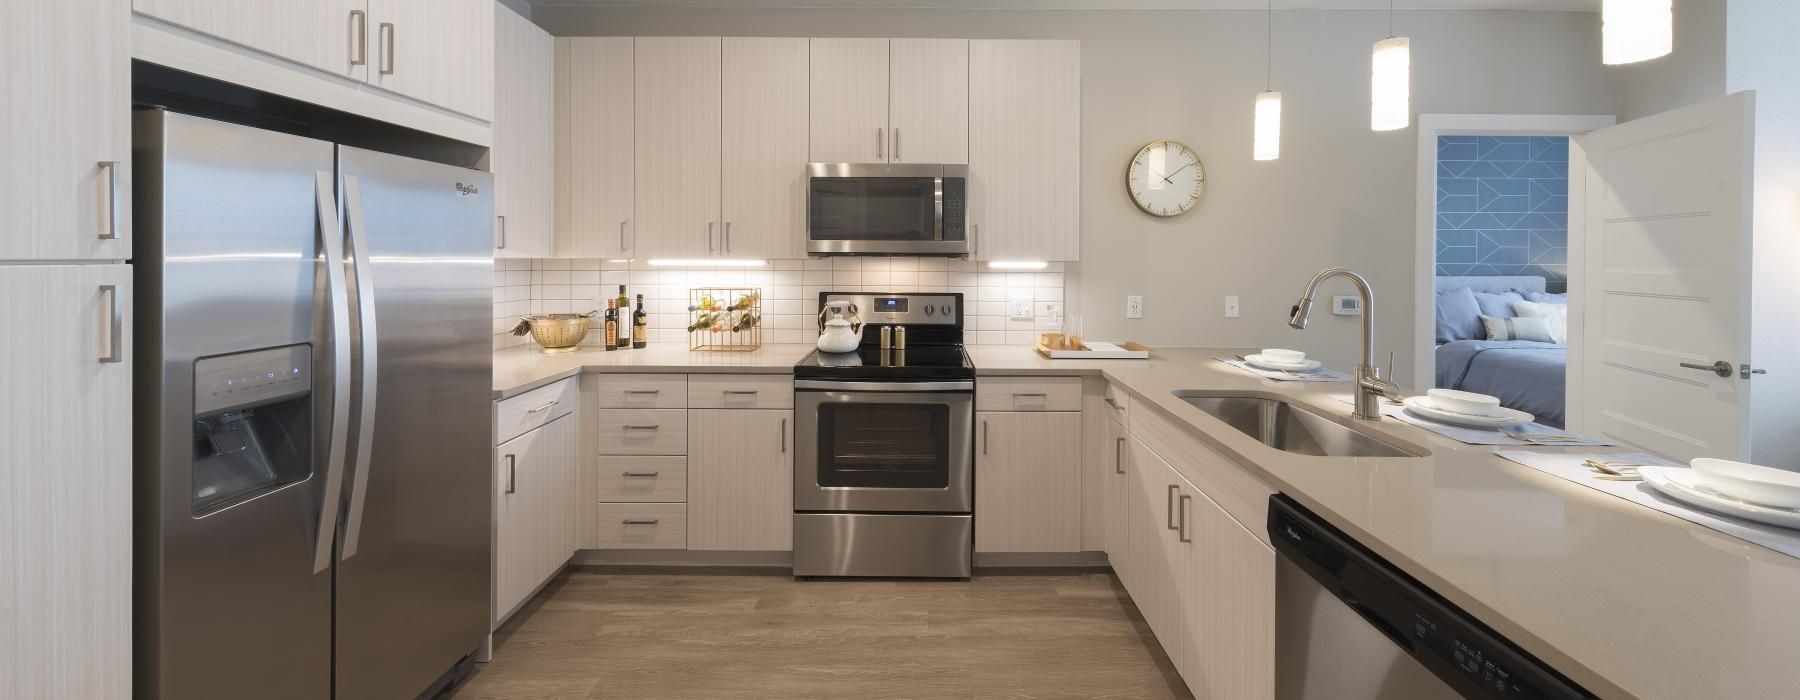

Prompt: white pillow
xmin=1480 ymin=314 xmax=1556 ymax=343
xmin=1512 ymin=300 xmax=1568 ymax=344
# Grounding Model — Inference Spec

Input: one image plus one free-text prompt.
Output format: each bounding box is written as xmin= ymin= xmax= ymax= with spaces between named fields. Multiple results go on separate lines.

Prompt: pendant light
xmin=1253 ymin=0 xmax=1281 ymax=161
xmin=1370 ymin=0 xmax=1410 ymax=132
xmin=1602 ymin=0 xmax=1672 ymax=65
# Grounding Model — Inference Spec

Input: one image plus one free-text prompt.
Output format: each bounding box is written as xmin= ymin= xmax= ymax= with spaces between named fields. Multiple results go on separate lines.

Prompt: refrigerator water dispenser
xmin=191 ymin=345 xmax=314 ymax=515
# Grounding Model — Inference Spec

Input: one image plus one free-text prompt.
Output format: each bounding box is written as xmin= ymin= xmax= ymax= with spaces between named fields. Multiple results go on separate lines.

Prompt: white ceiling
xmin=530 ymin=0 xmax=1598 ymax=10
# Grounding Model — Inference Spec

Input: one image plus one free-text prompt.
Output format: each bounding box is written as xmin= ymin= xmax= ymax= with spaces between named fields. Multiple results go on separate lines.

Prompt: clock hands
xmin=1161 ymin=161 xmax=1195 ymax=184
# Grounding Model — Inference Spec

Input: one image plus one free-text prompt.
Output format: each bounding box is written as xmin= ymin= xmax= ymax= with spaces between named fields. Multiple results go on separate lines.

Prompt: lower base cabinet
xmin=1111 ymin=430 xmax=1275 ymax=700
xmin=494 ymin=409 xmax=577 ymax=623
xmin=975 ymin=411 xmax=1083 ymax=552
xmin=688 ymin=409 xmax=793 ymax=551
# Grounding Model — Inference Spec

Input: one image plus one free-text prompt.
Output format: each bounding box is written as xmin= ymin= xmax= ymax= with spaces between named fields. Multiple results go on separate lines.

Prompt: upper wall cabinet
xmin=133 ymin=0 xmax=494 ymax=122
xmin=722 ymin=37 xmax=810 ymax=260
xmin=970 ymin=40 xmax=1081 ymax=262
xmin=493 ymin=4 xmax=553 ymax=258
xmin=809 ymin=38 xmax=968 ymax=164
xmin=554 ymin=37 xmax=635 ymax=259
xmin=634 ymin=37 xmax=724 ymax=260
xmin=2 ymin=0 xmax=130 ymax=261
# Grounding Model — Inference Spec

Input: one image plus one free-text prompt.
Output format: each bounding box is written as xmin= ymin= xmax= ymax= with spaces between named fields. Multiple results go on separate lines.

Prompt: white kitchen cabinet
xmin=364 ymin=0 xmax=494 ymax=121
xmin=808 ymin=38 xmax=889 ymax=164
xmin=688 ymin=409 xmax=794 ymax=551
xmin=975 ymin=411 xmax=1083 ymax=553
xmin=493 ymin=410 xmax=577 ymax=624
xmin=0 ymin=265 xmax=132 ymax=698
xmin=554 ymin=37 xmax=636 ymax=259
xmin=1102 ymin=410 xmax=1131 ymax=559
xmin=132 ymin=0 xmax=363 ymax=79
xmin=969 ymin=39 xmax=1081 ymax=262
xmin=492 ymin=3 xmax=554 ymax=258
xmin=722 ymin=37 xmax=809 ymax=260
xmin=635 ymin=37 xmax=723 ymax=260
xmin=4 ymin=0 xmax=130 ymax=261
xmin=889 ymin=38 xmax=969 ymax=164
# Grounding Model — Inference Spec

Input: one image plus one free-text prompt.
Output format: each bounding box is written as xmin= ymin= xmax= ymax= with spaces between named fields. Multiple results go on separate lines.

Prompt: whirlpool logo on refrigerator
xmin=455 ymin=182 xmax=480 ymax=196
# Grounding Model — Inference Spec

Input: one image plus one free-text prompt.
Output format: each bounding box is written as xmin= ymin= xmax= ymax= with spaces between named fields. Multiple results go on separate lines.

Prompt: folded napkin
xmin=1496 ymin=451 xmax=1800 ymax=559
xmin=1215 ymin=357 xmax=1353 ymax=382
xmin=1327 ymin=394 xmax=1615 ymax=447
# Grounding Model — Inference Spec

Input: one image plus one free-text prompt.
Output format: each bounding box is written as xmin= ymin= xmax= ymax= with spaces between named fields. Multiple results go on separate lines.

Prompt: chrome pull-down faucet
xmin=1288 ymin=267 xmax=1400 ymax=421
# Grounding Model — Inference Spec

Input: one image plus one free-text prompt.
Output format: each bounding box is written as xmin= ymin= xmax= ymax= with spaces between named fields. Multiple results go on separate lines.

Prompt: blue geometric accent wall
xmin=1435 ymin=136 xmax=1569 ymax=292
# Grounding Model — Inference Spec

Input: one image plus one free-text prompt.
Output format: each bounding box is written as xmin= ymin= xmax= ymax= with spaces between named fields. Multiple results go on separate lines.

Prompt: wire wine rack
xmin=688 ymin=288 xmax=762 ymax=352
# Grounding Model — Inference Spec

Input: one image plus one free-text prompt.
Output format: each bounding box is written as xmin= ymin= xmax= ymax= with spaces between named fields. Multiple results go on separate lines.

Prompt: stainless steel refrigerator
xmin=133 ymin=109 xmax=493 ymax=699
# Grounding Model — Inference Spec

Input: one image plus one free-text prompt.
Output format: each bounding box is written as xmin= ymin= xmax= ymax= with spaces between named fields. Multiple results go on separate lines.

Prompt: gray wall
xmin=532 ymin=6 xmax=1617 ymax=381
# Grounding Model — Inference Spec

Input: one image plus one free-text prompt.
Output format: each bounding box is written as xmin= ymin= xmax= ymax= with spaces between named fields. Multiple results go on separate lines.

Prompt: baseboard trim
xmin=569 ymin=549 xmax=1112 ymax=572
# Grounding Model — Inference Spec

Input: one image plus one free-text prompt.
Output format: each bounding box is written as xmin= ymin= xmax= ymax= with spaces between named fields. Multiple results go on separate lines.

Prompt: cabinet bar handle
xmin=349 ymin=10 xmax=367 ymax=66
xmin=526 ymin=400 xmax=558 ymax=413
xmin=780 ymin=417 xmax=787 ymax=453
xmin=99 ymin=285 xmax=122 ymax=363
xmin=619 ymin=220 xmax=628 ymax=251
xmin=1104 ymin=398 xmax=1121 ymax=409
xmin=982 ymin=419 xmax=988 ymax=455
xmin=496 ymin=215 xmax=507 ymax=249
xmin=877 ymin=127 xmax=884 ymax=160
xmin=1167 ymin=485 xmax=1180 ymax=531
xmin=1114 ymin=437 xmax=1125 ymax=475
xmin=624 ymin=389 xmax=661 ymax=394
xmin=723 ymin=390 xmax=759 ymax=395
xmin=725 ymin=221 xmax=732 ymax=252
xmin=378 ymin=22 xmax=395 ymax=75
xmin=621 ymin=471 xmax=660 ymax=477
xmin=623 ymin=424 xmax=660 ymax=430
xmin=504 ymin=454 xmax=517 ymax=494
xmin=893 ymin=127 xmax=901 ymax=161
xmin=1178 ymin=494 xmax=1192 ymax=543
xmin=621 ymin=519 xmax=660 ymax=525
xmin=707 ymin=222 xmax=715 ymax=252
xmin=98 ymin=161 xmax=121 ymax=241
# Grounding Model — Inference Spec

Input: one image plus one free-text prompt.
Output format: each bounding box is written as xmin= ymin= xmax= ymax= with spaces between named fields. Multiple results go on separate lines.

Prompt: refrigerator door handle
xmin=313 ymin=171 xmax=354 ymax=574
xmin=340 ymin=174 xmax=381 ymax=561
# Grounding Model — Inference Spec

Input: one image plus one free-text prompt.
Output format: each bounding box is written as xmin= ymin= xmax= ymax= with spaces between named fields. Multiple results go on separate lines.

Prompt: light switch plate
xmin=1009 ymin=296 xmax=1035 ymax=320
xmin=1035 ymin=301 xmax=1063 ymax=319
xmin=1126 ymin=295 xmax=1144 ymax=319
xmin=1225 ymin=296 xmax=1240 ymax=318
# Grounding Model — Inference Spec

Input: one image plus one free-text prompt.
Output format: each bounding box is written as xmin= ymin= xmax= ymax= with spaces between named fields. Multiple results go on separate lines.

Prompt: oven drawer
xmin=977 ymin=377 xmax=1083 ymax=411
xmin=596 ymin=456 xmax=687 ymax=503
xmin=688 ymin=374 xmax=793 ymax=409
xmin=595 ymin=503 xmax=687 ymax=549
xmin=594 ymin=374 xmax=688 ymax=409
xmin=593 ymin=409 xmax=688 ymax=455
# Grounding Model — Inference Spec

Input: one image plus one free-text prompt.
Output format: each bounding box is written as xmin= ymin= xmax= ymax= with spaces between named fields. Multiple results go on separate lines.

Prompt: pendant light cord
xmin=1265 ymin=0 xmax=1273 ymax=91
xmin=1388 ymin=0 xmax=1395 ymax=38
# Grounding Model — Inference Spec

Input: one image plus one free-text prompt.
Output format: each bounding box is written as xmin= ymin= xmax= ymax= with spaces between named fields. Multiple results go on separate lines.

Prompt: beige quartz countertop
xmin=496 ymin=343 xmax=1800 ymax=698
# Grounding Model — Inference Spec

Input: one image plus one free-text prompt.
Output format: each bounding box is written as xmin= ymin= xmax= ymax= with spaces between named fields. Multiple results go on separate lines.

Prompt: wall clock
xmin=1126 ymin=140 xmax=1206 ymax=217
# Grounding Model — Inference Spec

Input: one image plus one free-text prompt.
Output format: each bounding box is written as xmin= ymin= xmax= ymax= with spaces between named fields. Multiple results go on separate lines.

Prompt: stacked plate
xmin=1402 ymin=389 xmax=1532 ymax=429
xmin=1243 ymin=348 xmax=1322 ymax=373
xmin=1641 ymin=459 xmax=1800 ymax=529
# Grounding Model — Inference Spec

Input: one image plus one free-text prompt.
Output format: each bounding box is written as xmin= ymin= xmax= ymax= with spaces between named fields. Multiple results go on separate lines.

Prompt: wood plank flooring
xmin=450 ymin=568 xmax=1192 ymax=699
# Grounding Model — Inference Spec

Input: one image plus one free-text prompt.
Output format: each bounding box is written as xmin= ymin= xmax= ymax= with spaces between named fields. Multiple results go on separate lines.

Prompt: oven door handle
xmin=794 ymin=380 xmax=974 ymax=392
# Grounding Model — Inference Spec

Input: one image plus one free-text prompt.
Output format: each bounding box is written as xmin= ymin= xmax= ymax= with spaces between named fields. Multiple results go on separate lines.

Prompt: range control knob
xmin=924 ymin=304 xmax=935 ymax=316
xmin=941 ymin=304 xmax=954 ymax=318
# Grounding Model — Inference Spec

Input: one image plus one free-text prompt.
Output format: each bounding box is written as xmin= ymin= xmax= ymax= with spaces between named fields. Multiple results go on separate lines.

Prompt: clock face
xmin=1127 ymin=140 xmax=1206 ymax=217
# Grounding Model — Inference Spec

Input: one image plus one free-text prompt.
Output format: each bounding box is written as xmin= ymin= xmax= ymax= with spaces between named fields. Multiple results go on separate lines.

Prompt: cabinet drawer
xmin=594 ymin=374 xmax=688 ymax=409
xmin=688 ymin=374 xmax=794 ymax=409
xmin=977 ymin=376 xmax=1083 ymax=411
xmin=1101 ymin=381 xmax=1131 ymax=425
xmin=595 ymin=503 xmax=687 ymax=549
xmin=1130 ymin=403 xmax=1276 ymax=546
xmin=596 ymin=456 xmax=687 ymax=503
xmin=495 ymin=377 xmax=579 ymax=445
xmin=593 ymin=409 xmax=688 ymax=455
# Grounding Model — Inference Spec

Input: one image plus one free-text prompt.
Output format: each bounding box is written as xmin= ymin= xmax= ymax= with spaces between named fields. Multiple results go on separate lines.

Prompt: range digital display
xmin=874 ymin=297 xmax=908 ymax=313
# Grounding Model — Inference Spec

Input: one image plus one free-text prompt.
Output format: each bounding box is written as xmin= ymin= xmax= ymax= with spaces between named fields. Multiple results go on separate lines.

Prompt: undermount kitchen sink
xmin=1173 ymin=392 xmax=1419 ymax=458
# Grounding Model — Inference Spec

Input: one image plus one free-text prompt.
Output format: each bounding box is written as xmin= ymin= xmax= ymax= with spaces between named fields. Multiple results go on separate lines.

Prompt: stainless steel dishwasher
xmin=1268 ymin=495 xmax=1595 ymax=700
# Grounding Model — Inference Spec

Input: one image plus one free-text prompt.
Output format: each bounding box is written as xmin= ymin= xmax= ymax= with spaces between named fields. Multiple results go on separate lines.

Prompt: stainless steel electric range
xmin=792 ymin=292 xmax=974 ymax=578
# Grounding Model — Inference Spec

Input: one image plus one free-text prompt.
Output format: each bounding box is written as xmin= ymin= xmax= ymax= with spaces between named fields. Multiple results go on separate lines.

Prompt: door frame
xmin=1411 ymin=114 xmax=1617 ymax=394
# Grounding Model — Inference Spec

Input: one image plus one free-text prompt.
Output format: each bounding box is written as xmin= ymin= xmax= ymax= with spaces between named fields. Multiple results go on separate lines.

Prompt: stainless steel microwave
xmin=806 ymin=163 xmax=968 ymax=256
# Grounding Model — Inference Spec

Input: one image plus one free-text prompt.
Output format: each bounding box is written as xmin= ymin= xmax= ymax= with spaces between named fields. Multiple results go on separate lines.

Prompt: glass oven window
xmin=809 ymin=177 xmax=938 ymax=242
xmin=817 ymin=402 xmax=950 ymax=489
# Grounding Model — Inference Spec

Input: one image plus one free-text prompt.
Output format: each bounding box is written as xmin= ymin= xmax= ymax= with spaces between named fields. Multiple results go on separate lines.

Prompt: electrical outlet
xmin=1225 ymin=296 xmax=1240 ymax=318
xmin=1009 ymin=296 xmax=1034 ymax=320
xmin=1126 ymin=295 xmax=1144 ymax=319
xmin=1035 ymin=301 xmax=1063 ymax=319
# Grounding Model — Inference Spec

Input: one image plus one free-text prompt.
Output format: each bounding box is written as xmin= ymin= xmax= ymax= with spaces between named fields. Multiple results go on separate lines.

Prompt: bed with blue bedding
xmin=1432 ymin=275 xmax=1568 ymax=428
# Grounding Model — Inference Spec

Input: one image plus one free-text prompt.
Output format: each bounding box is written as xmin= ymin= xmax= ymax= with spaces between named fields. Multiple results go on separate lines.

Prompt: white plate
xmin=1690 ymin=458 xmax=1800 ymax=509
xmin=1401 ymin=396 xmax=1531 ymax=429
xmin=1641 ymin=466 xmax=1800 ymax=530
xmin=1244 ymin=354 xmax=1322 ymax=372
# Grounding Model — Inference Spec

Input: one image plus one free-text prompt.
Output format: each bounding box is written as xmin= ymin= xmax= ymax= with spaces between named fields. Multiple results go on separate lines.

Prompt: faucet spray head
xmin=1288 ymin=298 xmax=1314 ymax=329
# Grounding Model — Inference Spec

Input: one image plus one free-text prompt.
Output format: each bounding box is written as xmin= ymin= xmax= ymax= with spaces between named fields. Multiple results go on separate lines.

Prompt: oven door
xmin=794 ymin=380 xmax=974 ymax=513
xmin=806 ymin=163 xmax=968 ymax=256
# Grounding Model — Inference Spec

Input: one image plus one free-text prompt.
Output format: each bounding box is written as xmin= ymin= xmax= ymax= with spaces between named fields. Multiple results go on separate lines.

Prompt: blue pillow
xmin=1470 ymin=290 xmax=1525 ymax=319
xmin=1524 ymin=291 xmax=1568 ymax=305
xmin=1435 ymin=287 xmax=1483 ymax=343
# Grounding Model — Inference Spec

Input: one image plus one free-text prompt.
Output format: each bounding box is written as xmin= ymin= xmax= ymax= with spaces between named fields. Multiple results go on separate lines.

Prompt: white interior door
xmin=1573 ymin=92 xmax=1754 ymax=461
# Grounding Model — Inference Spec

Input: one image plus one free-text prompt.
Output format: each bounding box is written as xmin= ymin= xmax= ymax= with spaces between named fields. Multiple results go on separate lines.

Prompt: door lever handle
xmin=1679 ymin=360 xmax=1734 ymax=378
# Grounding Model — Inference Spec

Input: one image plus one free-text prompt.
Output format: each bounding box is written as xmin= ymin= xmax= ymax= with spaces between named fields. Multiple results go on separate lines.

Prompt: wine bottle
xmin=603 ymin=299 xmax=618 ymax=351
xmin=632 ymin=294 xmax=648 ymax=349
xmin=615 ymin=285 xmax=632 ymax=350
